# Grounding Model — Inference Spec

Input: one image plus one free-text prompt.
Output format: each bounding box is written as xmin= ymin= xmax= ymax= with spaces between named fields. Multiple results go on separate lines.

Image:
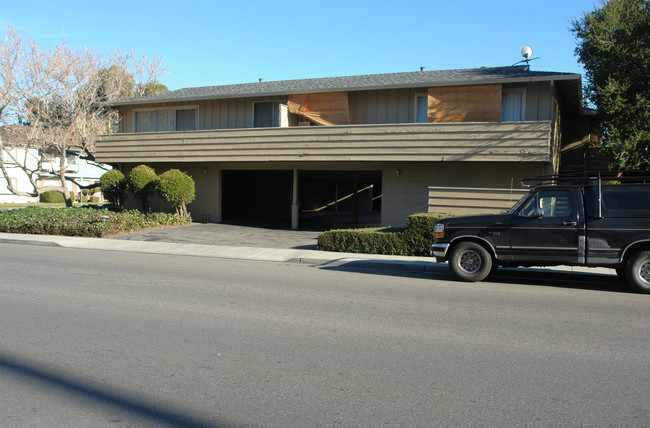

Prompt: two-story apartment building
xmin=96 ymin=65 xmax=589 ymax=228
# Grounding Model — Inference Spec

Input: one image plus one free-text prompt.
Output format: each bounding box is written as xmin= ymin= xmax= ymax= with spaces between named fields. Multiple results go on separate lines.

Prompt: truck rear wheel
xmin=625 ymin=251 xmax=650 ymax=293
xmin=449 ymin=241 xmax=492 ymax=282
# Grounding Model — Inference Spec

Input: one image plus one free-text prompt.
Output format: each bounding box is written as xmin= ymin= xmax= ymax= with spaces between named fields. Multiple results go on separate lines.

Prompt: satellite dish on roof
xmin=513 ymin=45 xmax=540 ymax=69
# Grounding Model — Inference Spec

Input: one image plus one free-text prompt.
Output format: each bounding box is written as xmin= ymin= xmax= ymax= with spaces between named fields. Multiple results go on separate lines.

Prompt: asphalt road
xmin=1 ymin=242 xmax=648 ymax=427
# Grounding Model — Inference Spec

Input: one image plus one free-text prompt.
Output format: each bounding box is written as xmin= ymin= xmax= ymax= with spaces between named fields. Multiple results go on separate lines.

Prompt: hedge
xmin=0 ymin=206 xmax=191 ymax=237
xmin=317 ymin=212 xmax=451 ymax=256
xmin=317 ymin=227 xmax=408 ymax=255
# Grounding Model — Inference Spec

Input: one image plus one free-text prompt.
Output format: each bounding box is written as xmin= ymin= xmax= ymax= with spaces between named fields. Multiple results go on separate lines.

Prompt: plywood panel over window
xmin=287 ymin=92 xmax=350 ymax=126
xmin=428 ymin=84 xmax=502 ymax=123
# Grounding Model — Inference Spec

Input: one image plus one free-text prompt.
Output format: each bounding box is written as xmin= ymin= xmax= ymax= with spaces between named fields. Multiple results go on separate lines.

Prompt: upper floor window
xmin=415 ymin=94 xmax=428 ymax=123
xmin=253 ymin=102 xmax=289 ymax=128
xmin=134 ymin=107 xmax=197 ymax=132
xmin=501 ymin=88 xmax=525 ymax=122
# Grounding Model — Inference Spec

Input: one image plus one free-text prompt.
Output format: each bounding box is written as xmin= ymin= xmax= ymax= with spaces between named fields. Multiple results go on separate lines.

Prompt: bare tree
xmin=0 ymin=25 xmax=166 ymax=206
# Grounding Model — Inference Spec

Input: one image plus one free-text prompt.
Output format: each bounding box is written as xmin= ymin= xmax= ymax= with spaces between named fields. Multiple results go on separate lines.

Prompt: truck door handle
xmin=563 ymin=221 xmax=577 ymax=226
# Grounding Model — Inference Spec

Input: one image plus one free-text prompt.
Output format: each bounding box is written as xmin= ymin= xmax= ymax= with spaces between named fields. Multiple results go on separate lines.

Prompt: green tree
xmin=572 ymin=0 xmax=650 ymax=170
xmin=137 ymin=80 xmax=169 ymax=96
xmin=100 ymin=169 xmax=126 ymax=210
xmin=157 ymin=169 xmax=195 ymax=217
xmin=127 ymin=164 xmax=157 ymax=212
xmin=95 ymin=65 xmax=135 ymax=102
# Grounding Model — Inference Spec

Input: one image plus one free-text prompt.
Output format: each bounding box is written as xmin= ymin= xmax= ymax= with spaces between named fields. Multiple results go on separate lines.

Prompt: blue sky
xmin=3 ymin=0 xmax=599 ymax=91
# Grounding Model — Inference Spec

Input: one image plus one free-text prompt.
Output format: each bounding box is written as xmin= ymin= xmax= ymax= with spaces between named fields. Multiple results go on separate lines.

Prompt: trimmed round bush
xmin=127 ymin=164 xmax=157 ymax=212
xmin=39 ymin=191 xmax=65 ymax=203
xmin=157 ymin=169 xmax=195 ymax=217
xmin=99 ymin=169 xmax=126 ymax=209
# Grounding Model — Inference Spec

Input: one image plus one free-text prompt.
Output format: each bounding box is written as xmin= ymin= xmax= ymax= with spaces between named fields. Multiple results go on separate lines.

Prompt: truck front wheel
xmin=625 ymin=251 xmax=650 ymax=293
xmin=449 ymin=241 xmax=492 ymax=282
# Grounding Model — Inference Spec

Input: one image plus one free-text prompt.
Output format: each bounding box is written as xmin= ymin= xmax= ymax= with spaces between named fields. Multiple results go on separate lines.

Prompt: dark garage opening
xmin=298 ymin=170 xmax=381 ymax=229
xmin=221 ymin=170 xmax=293 ymax=222
xmin=221 ymin=169 xmax=381 ymax=230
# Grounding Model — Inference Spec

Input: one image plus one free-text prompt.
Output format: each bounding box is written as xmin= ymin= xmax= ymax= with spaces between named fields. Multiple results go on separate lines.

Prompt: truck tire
xmin=449 ymin=241 xmax=492 ymax=282
xmin=625 ymin=251 xmax=650 ymax=293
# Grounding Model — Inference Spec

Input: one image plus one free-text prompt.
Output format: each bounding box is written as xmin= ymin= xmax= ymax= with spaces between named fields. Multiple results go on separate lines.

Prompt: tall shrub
xmin=127 ymin=165 xmax=157 ymax=212
xmin=99 ymin=169 xmax=126 ymax=210
xmin=401 ymin=213 xmax=449 ymax=256
xmin=157 ymin=169 xmax=195 ymax=217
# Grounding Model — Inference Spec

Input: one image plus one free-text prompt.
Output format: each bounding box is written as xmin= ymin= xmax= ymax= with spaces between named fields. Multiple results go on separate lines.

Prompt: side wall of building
xmin=380 ymin=161 xmax=548 ymax=226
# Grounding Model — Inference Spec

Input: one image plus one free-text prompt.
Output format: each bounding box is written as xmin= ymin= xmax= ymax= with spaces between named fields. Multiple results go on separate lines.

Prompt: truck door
xmin=509 ymin=188 xmax=580 ymax=263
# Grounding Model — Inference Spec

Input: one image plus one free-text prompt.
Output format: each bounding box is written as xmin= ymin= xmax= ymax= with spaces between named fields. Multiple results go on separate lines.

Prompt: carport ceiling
xmin=299 ymin=170 xmax=381 ymax=180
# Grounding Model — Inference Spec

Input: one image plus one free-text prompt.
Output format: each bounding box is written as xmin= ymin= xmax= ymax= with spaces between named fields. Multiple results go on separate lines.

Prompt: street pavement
xmin=1 ymin=243 xmax=644 ymax=427
xmin=0 ymin=222 xmax=617 ymax=280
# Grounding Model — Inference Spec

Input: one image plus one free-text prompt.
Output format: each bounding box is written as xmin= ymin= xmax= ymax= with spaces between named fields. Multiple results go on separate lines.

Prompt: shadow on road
xmin=0 ymin=351 xmax=236 ymax=428
xmin=320 ymin=261 xmax=632 ymax=294
xmin=487 ymin=268 xmax=631 ymax=293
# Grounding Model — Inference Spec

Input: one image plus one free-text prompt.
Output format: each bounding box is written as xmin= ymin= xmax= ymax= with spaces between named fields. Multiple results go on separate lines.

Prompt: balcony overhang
xmin=96 ymin=122 xmax=552 ymax=164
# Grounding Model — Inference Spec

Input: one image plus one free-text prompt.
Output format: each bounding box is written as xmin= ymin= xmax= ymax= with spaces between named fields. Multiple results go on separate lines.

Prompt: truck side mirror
xmin=532 ymin=207 xmax=543 ymax=218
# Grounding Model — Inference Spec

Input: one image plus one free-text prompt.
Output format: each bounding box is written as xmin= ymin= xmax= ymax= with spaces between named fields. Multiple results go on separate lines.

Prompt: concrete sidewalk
xmin=0 ymin=230 xmax=438 ymax=272
xmin=0 ymin=227 xmax=617 ymax=278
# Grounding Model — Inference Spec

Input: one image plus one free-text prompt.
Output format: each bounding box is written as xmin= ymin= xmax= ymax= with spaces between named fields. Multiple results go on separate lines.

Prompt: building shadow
xmin=0 ymin=351 xmax=237 ymax=428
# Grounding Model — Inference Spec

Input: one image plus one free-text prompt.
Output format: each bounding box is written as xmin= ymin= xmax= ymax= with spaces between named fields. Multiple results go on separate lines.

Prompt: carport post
xmin=352 ymin=179 xmax=359 ymax=224
xmin=291 ymin=169 xmax=299 ymax=230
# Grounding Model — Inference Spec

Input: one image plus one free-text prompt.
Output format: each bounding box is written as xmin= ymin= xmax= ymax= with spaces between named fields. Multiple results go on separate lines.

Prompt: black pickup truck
xmin=430 ymin=174 xmax=650 ymax=293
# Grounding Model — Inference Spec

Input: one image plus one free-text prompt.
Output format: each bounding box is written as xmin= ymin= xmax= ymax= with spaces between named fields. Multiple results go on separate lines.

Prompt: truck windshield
xmin=506 ymin=192 xmax=532 ymax=214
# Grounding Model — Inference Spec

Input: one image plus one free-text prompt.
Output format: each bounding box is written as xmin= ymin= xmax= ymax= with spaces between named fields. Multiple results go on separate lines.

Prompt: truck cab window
xmin=519 ymin=190 xmax=572 ymax=217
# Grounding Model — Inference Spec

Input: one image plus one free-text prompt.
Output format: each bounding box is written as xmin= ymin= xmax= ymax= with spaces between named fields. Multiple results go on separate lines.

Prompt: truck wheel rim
xmin=639 ymin=261 xmax=650 ymax=285
xmin=460 ymin=250 xmax=481 ymax=273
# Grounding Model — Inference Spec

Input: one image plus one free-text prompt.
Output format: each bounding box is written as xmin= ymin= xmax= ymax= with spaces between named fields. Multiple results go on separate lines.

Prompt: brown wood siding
xmin=427 ymin=84 xmax=502 ymax=123
xmin=97 ymin=122 xmax=551 ymax=164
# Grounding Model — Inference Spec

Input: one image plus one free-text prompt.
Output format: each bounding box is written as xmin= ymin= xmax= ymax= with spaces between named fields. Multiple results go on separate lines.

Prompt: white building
xmin=0 ymin=126 xmax=111 ymax=203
